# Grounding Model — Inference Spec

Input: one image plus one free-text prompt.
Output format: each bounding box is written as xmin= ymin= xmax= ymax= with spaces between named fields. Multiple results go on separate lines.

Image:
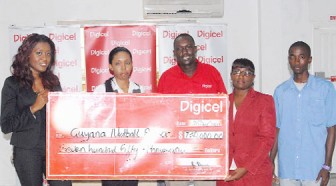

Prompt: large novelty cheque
xmin=46 ymin=93 xmax=229 ymax=180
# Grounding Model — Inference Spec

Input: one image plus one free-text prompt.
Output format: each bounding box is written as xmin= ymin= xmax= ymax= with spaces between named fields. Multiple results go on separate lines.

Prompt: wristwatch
xmin=322 ymin=164 xmax=332 ymax=172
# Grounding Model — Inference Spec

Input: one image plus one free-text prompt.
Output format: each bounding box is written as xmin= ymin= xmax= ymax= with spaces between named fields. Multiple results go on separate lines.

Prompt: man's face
xmin=173 ymin=37 xmax=197 ymax=67
xmin=288 ymin=46 xmax=312 ymax=75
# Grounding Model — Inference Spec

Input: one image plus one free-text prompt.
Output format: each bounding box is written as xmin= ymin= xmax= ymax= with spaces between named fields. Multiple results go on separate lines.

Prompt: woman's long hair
xmin=11 ymin=33 xmax=60 ymax=91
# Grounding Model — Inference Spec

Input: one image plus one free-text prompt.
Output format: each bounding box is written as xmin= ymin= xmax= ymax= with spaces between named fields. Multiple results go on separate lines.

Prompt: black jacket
xmin=0 ymin=76 xmax=61 ymax=149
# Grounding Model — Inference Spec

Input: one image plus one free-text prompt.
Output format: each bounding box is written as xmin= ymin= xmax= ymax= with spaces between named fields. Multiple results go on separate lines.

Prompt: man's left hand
xmin=316 ymin=168 xmax=330 ymax=186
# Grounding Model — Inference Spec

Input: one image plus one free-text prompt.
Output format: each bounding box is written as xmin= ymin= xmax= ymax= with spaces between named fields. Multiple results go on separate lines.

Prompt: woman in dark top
xmin=0 ymin=33 xmax=72 ymax=186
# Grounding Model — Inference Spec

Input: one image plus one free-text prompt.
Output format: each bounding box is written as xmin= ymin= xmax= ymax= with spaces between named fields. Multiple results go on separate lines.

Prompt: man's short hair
xmin=289 ymin=41 xmax=311 ymax=56
xmin=173 ymin=33 xmax=195 ymax=48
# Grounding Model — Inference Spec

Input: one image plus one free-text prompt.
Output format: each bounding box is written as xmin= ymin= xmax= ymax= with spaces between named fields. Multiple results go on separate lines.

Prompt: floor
xmin=72 ymin=174 xmax=336 ymax=186
xmin=272 ymin=173 xmax=336 ymax=186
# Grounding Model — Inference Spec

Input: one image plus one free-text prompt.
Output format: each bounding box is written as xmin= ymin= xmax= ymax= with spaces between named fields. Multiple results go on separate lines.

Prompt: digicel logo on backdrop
xmin=89 ymin=31 xmax=109 ymax=38
xmin=13 ymin=33 xmax=77 ymax=43
xmin=163 ymin=56 xmax=177 ymax=65
xmin=197 ymin=30 xmax=223 ymax=39
xmin=55 ymin=59 xmax=79 ymax=69
xmin=110 ymin=39 xmax=131 ymax=46
xmin=49 ymin=33 xmax=76 ymax=42
xmin=197 ymin=56 xmax=224 ymax=64
xmin=90 ymin=49 xmax=109 ymax=57
xmin=197 ymin=43 xmax=207 ymax=51
xmin=132 ymin=48 xmax=152 ymax=56
xmin=13 ymin=34 xmax=30 ymax=42
xmin=163 ymin=56 xmax=224 ymax=65
xmin=133 ymin=66 xmax=151 ymax=73
xmin=162 ymin=30 xmax=189 ymax=39
xmin=132 ymin=30 xmax=152 ymax=38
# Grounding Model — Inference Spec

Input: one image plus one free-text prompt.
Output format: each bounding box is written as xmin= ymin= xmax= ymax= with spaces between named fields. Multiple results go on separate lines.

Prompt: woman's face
xmin=230 ymin=67 xmax=255 ymax=90
xmin=109 ymin=51 xmax=133 ymax=81
xmin=29 ymin=42 xmax=52 ymax=75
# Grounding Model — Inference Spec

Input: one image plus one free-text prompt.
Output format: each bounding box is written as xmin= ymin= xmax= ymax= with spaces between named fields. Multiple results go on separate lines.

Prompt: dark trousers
xmin=102 ymin=180 xmax=138 ymax=186
xmin=157 ymin=180 xmax=166 ymax=186
xmin=13 ymin=147 xmax=72 ymax=186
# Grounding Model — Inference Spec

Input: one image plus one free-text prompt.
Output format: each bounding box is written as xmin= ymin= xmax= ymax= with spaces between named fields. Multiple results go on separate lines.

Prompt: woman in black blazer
xmin=0 ymin=33 xmax=72 ymax=186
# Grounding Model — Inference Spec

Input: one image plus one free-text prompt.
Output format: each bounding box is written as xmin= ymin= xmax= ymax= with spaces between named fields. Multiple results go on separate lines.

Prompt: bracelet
xmin=322 ymin=164 xmax=332 ymax=172
xmin=29 ymin=106 xmax=36 ymax=119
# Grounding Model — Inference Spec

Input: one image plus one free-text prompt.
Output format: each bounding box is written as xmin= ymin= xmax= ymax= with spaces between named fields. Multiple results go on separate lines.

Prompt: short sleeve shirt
xmin=157 ymin=61 xmax=227 ymax=94
xmin=273 ymin=75 xmax=336 ymax=180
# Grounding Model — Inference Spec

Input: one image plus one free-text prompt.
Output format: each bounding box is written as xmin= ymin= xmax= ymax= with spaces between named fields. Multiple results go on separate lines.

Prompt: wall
xmin=259 ymin=0 xmax=313 ymax=94
xmin=0 ymin=0 xmax=335 ymax=185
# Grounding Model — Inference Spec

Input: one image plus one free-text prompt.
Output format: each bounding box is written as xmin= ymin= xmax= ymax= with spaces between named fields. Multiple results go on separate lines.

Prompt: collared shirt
xmin=274 ymin=75 xmax=336 ymax=180
xmin=157 ymin=60 xmax=227 ymax=94
xmin=94 ymin=77 xmax=144 ymax=93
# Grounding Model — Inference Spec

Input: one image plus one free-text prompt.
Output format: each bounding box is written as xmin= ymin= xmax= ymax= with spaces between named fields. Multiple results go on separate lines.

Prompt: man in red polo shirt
xmin=157 ymin=33 xmax=227 ymax=186
xmin=157 ymin=33 xmax=227 ymax=94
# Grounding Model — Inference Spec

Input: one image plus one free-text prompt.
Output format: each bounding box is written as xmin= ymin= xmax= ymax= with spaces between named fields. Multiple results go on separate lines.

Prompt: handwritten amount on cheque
xmin=57 ymin=128 xmax=224 ymax=161
xmin=67 ymin=127 xmax=224 ymax=142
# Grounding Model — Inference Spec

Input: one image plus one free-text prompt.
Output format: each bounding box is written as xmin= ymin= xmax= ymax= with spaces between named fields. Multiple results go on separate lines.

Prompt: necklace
xmin=32 ymin=82 xmax=44 ymax=94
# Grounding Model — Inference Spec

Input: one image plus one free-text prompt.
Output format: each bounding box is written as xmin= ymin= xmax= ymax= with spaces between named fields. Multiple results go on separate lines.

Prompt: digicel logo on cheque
xmin=180 ymin=100 xmax=223 ymax=115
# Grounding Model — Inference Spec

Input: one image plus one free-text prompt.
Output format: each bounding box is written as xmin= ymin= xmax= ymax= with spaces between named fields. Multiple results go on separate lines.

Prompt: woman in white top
xmin=94 ymin=46 xmax=144 ymax=93
xmin=94 ymin=46 xmax=143 ymax=186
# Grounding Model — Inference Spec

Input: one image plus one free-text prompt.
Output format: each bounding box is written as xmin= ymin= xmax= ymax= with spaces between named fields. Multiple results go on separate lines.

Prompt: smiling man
xmin=157 ymin=33 xmax=227 ymax=94
xmin=157 ymin=33 xmax=227 ymax=186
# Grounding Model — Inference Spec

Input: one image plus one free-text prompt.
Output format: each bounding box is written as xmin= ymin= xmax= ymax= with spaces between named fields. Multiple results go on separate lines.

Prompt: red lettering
xmin=163 ymin=56 xmax=177 ymax=65
xmin=49 ymin=33 xmax=77 ymax=42
xmin=162 ymin=30 xmax=188 ymax=39
xmin=13 ymin=34 xmax=29 ymax=42
xmin=197 ymin=43 xmax=207 ymax=51
xmin=197 ymin=30 xmax=224 ymax=39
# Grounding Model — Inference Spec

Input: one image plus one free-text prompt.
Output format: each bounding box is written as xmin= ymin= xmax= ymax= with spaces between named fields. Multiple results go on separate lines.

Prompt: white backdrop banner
xmin=8 ymin=25 xmax=82 ymax=92
xmin=157 ymin=24 xmax=228 ymax=86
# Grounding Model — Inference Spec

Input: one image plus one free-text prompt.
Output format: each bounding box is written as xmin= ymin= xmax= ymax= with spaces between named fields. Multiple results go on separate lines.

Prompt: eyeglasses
xmin=231 ymin=70 xmax=254 ymax=77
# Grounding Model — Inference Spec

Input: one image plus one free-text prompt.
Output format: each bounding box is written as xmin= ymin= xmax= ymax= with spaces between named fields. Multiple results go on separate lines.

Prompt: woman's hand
xmin=272 ymin=160 xmax=280 ymax=184
xmin=224 ymin=168 xmax=248 ymax=182
xmin=30 ymin=89 xmax=49 ymax=114
xmin=272 ymin=173 xmax=280 ymax=184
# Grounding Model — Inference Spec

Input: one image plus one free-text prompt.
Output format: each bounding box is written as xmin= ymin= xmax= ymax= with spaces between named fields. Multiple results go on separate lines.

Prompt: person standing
xmin=94 ymin=46 xmax=144 ymax=94
xmin=157 ymin=33 xmax=227 ymax=186
xmin=94 ymin=46 xmax=143 ymax=186
xmin=216 ymin=58 xmax=276 ymax=186
xmin=157 ymin=33 xmax=227 ymax=94
xmin=270 ymin=41 xmax=336 ymax=186
xmin=0 ymin=33 xmax=72 ymax=186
